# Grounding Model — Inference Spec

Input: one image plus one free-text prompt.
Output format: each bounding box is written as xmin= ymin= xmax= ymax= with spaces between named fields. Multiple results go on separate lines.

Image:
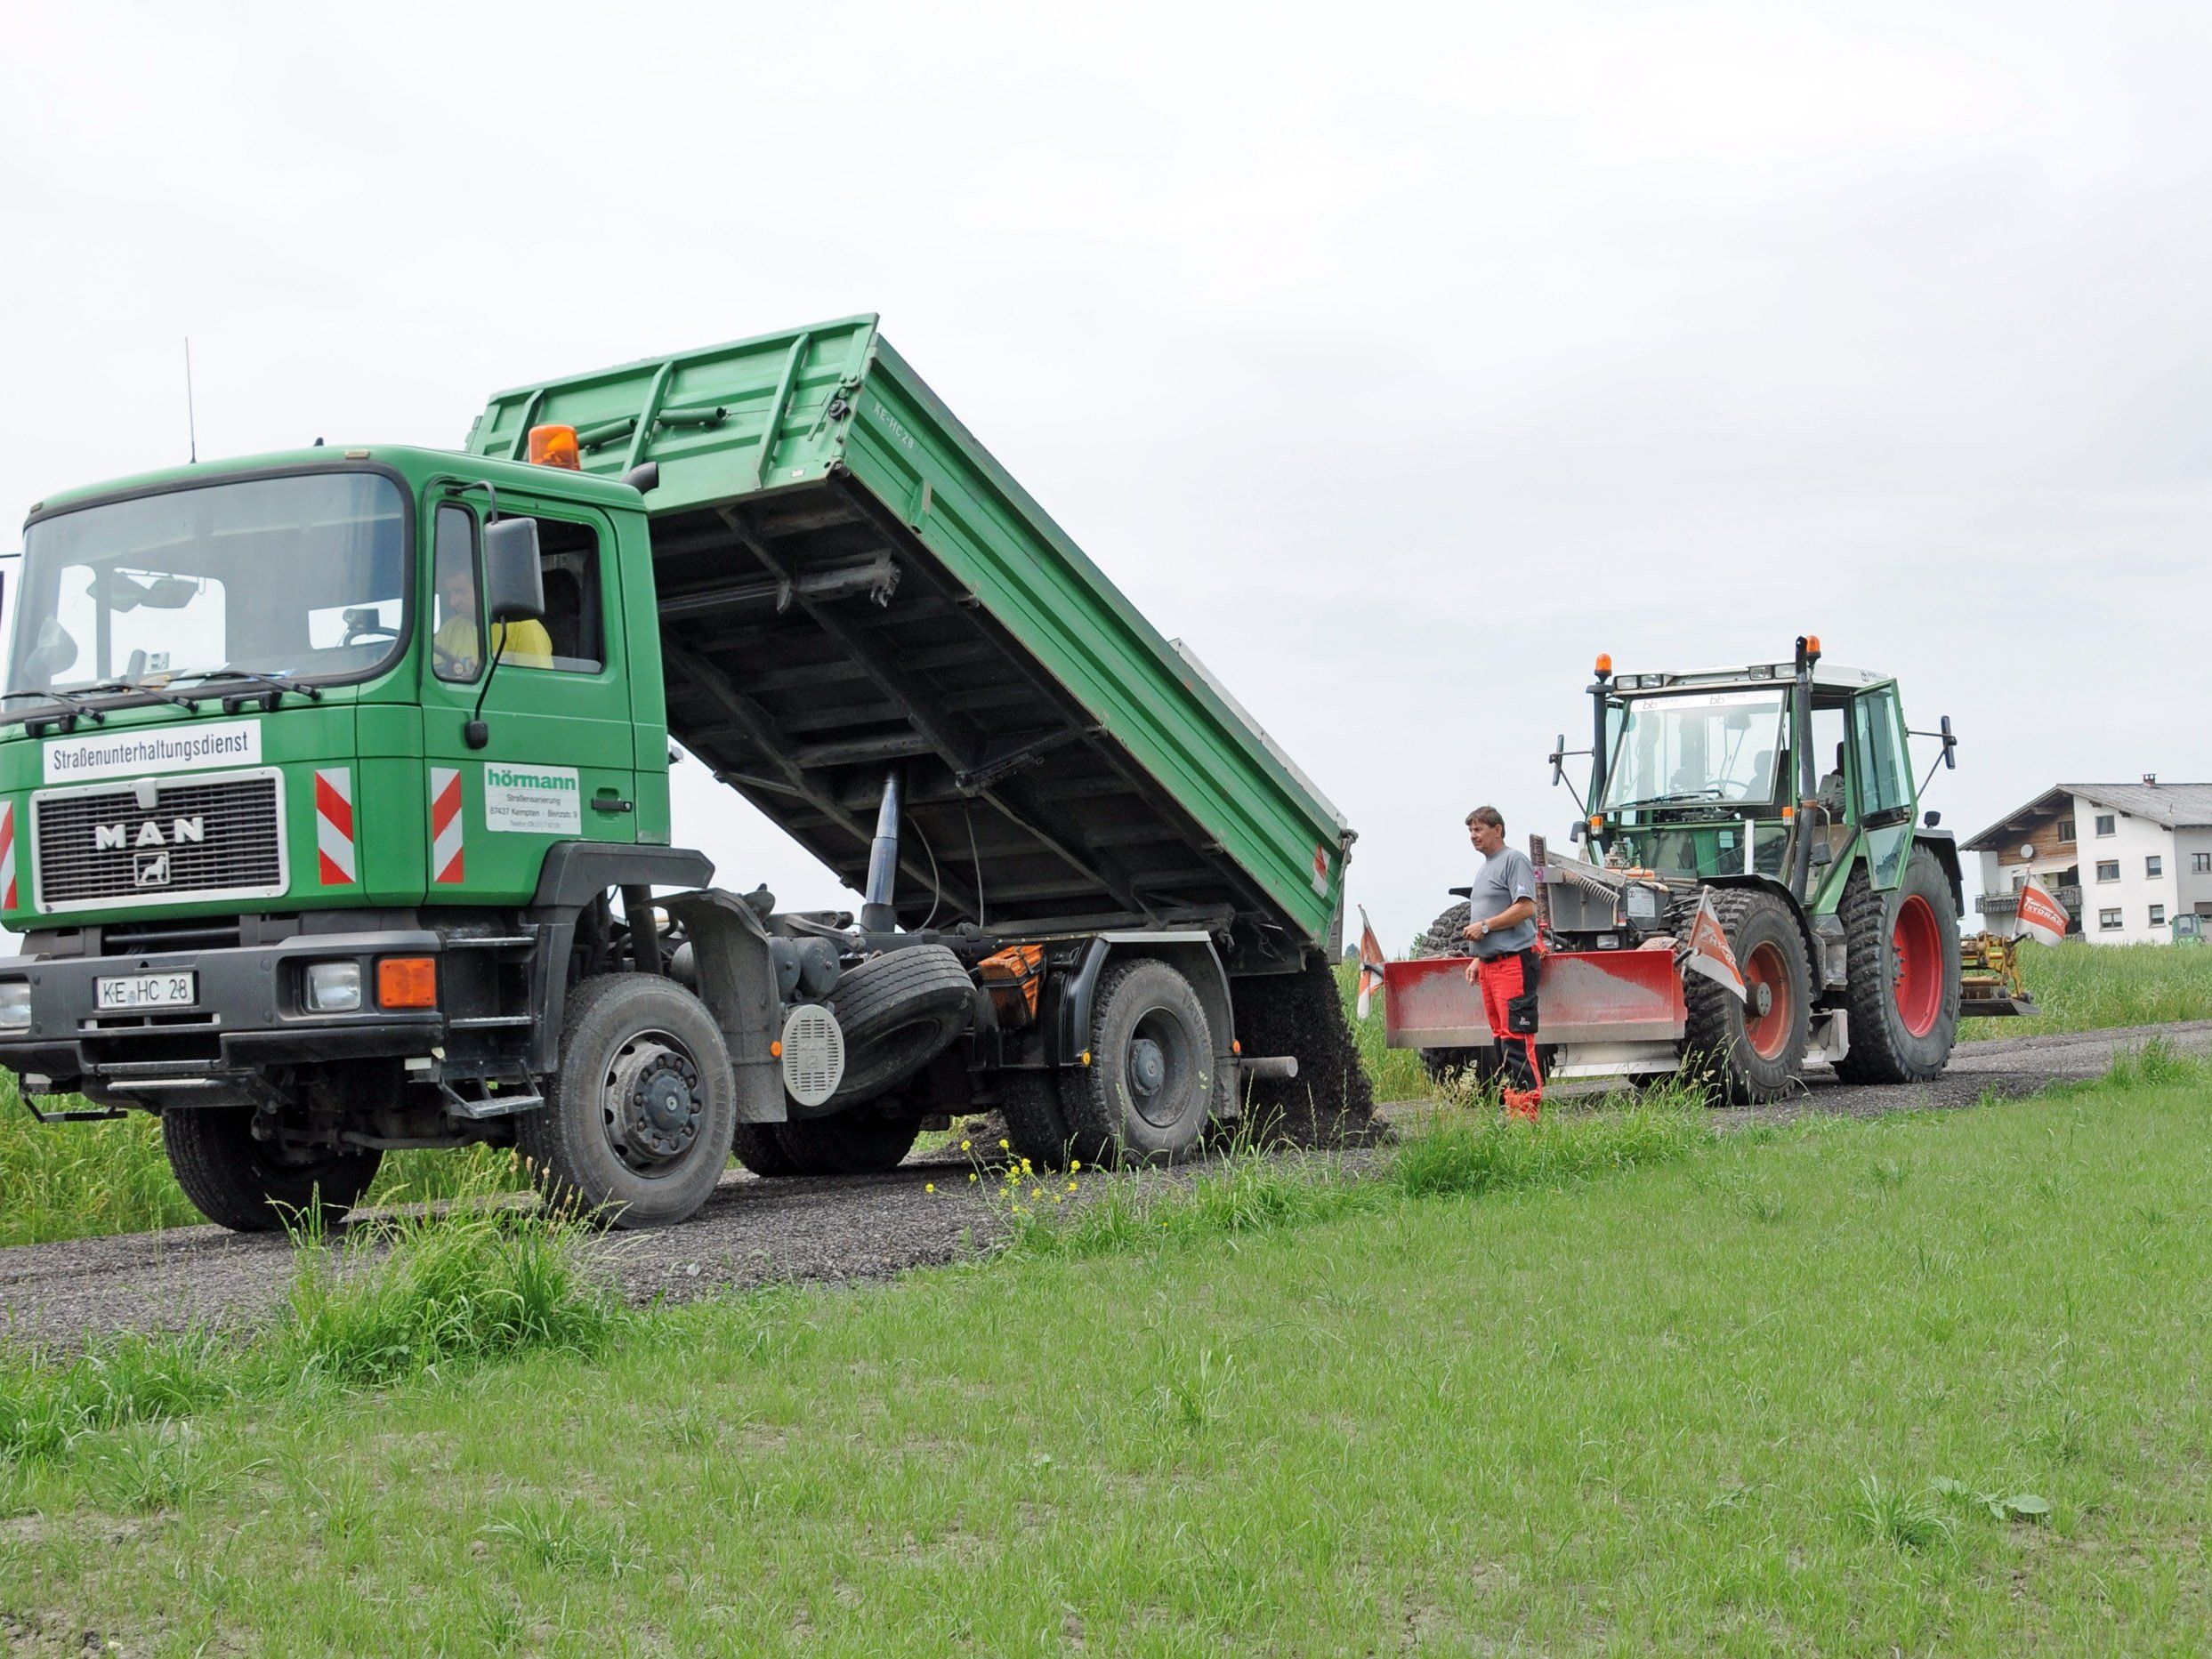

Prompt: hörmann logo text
xmin=484 ymin=766 xmax=578 ymax=793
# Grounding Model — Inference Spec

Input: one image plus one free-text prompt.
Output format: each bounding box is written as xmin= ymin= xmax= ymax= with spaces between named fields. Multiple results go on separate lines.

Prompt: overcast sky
xmin=3 ymin=2 xmax=2206 ymax=947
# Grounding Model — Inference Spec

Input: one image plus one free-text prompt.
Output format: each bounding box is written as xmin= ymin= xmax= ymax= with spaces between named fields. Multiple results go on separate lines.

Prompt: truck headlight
xmin=306 ymin=962 xmax=363 ymax=1013
xmin=0 ymin=981 xmax=29 ymax=1031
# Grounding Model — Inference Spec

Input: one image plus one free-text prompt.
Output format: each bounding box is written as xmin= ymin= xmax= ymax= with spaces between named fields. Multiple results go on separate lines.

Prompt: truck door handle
xmin=593 ymin=793 xmax=634 ymax=815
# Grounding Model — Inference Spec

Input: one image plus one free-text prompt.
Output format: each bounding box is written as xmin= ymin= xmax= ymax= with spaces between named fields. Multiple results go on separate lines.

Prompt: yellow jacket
xmin=434 ymin=616 xmax=555 ymax=676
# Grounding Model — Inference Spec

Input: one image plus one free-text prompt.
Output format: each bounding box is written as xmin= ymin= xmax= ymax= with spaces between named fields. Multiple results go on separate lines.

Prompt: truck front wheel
xmin=1062 ymin=958 xmax=1215 ymax=1164
xmin=518 ymin=974 xmax=738 ymax=1228
xmin=162 ymin=1107 xmax=383 ymax=1234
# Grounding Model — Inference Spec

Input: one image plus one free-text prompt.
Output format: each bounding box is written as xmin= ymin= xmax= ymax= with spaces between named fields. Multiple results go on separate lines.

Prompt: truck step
xmin=447 ymin=1014 xmax=537 ymax=1028
xmin=438 ymin=1082 xmax=545 ymax=1121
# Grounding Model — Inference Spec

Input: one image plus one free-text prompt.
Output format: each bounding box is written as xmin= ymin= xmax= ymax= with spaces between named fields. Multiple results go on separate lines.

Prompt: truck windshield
xmin=6 ymin=471 xmax=408 ymax=716
xmin=1602 ymin=689 xmax=1787 ymax=811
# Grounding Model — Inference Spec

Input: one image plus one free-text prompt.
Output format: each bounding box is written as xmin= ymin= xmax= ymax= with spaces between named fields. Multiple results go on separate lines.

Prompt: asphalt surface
xmin=3 ymin=1019 xmax=2205 ymax=1349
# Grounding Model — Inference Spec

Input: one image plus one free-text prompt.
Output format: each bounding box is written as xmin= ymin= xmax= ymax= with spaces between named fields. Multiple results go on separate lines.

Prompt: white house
xmin=1966 ymin=779 xmax=2212 ymax=944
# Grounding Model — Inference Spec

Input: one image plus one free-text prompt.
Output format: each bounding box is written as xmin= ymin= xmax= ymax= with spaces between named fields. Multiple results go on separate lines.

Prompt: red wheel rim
xmin=1743 ymin=940 xmax=1794 ymax=1060
xmin=1892 ymin=893 xmax=1942 ymax=1039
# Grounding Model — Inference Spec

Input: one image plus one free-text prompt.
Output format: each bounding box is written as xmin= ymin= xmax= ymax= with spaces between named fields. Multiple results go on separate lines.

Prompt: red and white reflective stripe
xmin=315 ymin=768 xmax=357 ymax=886
xmin=430 ymin=767 xmax=465 ymax=884
xmin=0 ymin=801 xmax=16 ymax=911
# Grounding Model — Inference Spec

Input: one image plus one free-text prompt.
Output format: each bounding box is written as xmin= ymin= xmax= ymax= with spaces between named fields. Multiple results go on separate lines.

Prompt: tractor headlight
xmin=0 ymin=981 xmax=30 ymax=1031
xmin=306 ymin=962 xmax=363 ymax=1013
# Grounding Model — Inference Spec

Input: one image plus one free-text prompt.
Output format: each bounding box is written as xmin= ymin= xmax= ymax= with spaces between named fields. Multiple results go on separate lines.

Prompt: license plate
xmin=95 ymin=972 xmax=197 ymax=1011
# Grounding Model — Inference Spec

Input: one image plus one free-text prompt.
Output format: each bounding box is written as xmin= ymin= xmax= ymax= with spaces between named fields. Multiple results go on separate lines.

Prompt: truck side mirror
xmin=482 ymin=517 xmax=545 ymax=624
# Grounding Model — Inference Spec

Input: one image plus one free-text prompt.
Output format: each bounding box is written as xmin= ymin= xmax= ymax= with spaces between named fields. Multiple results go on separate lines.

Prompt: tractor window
xmin=1850 ymin=687 xmax=1911 ymax=824
xmin=1601 ymin=690 xmax=1787 ymax=811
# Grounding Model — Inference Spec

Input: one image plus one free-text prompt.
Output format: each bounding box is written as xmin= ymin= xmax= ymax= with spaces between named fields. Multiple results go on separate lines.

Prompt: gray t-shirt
xmin=1468 ymin=847 xmax=1539 ymax=958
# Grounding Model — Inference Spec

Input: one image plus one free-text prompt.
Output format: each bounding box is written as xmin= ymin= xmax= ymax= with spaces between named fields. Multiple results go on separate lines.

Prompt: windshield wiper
xmin=1609 ymin=787 xmax=1727 ymax=810
xmin=168 ymin=666 xmax=324 ymax=709
xmin=0 ymin=687 xmax=110 ymax=733
xmin=78 ymin=678 xmax=205 ymax=715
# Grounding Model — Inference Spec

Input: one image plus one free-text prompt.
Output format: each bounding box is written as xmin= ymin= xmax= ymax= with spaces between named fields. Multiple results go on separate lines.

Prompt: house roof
xmin=1964 ymin=783 xmax=2212 ymax=850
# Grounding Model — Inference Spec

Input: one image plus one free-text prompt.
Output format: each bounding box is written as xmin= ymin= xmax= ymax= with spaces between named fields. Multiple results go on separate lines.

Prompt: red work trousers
xmin=1476 ymin=950 xmax=1544 ymax=1115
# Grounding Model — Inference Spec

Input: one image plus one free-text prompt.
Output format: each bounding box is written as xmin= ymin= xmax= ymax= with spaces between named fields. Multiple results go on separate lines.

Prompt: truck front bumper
xmin=0 ymin=929 xmax=448 ymax=1100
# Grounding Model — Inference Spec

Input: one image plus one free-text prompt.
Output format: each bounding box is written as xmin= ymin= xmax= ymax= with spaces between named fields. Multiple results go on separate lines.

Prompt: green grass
xmin=3 ymin=1058 xmax=2209 ymax=1652
xmin=1990 ymin=939 xmax=2212 ymax=1038
xmin=0 ymin=1071 xmax=526 ymax=1249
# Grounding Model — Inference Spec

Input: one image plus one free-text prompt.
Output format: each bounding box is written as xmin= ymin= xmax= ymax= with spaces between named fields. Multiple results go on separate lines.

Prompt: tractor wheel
xmin=1062 ymin=958 xmax=1216 ymax=1166
xmin=516 ymin=973 xmax=737 ymax=1228
xmin=1410 ymin=902 xmax=1493 ymax=1090
xmin=162 ymin=1107 xmax=383 ymax=1234
xmin=772 ymin=1104 xmax=922 ymax=1176
xmin=1834 ymin=848 xmax=1962 ymax=1084
xmin=1682 ymin=888 xmax=1812 ymax=1104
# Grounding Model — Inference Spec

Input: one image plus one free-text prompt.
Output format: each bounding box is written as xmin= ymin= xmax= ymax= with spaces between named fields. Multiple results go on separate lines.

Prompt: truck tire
xmin=517 ymin=973 xmax=738 ymax=1228
xmin=773 ymin=1105 xmax=922 ymax=1175
xmin=1062 ymin=958 xmax=1215 ymax=1165
xmin=1410 ymin=903 xmax=1498 ymax=1089
xmin=998 ymin=1070 xmax=1097 ymax=1172
xmin=1834 ymin=848 xmax=1963 ymax=1084
xmin=161 ymin=1107 xmax=383 ymax=1234
xmin=826 ymin=946 xmax=974 ymax=1107
xmin=1229 ymin=956 xmax=1381 ymax=1140
xmin=731 ymin=1123 xmax=806 ymax=1179
xmin=1682 ymin=888 xmax=1811 ymax=1104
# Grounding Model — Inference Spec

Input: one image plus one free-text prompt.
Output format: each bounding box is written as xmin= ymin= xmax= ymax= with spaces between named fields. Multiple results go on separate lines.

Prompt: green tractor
xmin=1407 ymin=637 xmax=2008 ymax=1101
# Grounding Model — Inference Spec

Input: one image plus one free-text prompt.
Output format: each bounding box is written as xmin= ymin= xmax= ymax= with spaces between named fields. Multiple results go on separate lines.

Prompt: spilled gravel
xmin=2 ymin=1021 xmax=2204 ymax=1349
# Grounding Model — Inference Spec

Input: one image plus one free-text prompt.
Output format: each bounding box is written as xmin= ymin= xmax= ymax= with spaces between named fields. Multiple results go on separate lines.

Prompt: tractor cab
xmin=1575 ymin=642 xmax=1936 ymax=912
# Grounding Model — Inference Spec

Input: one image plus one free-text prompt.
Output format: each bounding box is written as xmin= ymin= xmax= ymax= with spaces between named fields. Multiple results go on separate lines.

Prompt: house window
xmin=2099 ymin=908 xmax=2123 ymax=930
xmin=2150 ymin=905 xmax=2167 ymax=928
xmin=2195 ymin=853 xmax=2212 ymax=874
xmin=2146 ymin=855 xmax=2163 ymax=879
xmin=2095 ymin=813 xmax=2116 ymax=836
xmin=2095 ymin=860 xmax=2119 ymax=882
xmin=2057 ymin=820 xmax=2077 ymax=847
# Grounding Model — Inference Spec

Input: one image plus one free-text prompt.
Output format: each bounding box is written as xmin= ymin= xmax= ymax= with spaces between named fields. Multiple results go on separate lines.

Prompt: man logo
xmin=133 ymin=850 xmax=171 ymax=888
xmin=94 ymin=817 xmax=204 ymax=852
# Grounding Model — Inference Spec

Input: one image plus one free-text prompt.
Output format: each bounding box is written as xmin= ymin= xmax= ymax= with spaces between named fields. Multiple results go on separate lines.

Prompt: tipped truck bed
xmin=468 ymin=316 xmax=1352 ymax=969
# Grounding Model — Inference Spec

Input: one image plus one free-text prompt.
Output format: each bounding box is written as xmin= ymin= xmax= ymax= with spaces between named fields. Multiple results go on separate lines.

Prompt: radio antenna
xmin=184 ymin=337 xmax=198 ymax=464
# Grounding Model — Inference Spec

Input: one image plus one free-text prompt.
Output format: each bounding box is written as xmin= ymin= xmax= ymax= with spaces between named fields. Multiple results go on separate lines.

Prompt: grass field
xmin=0 ymin=1049 xmax=2205 ymax=1652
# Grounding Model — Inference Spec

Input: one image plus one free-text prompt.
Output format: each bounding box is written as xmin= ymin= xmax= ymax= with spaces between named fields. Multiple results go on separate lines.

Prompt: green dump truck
xmin=0 ymin=315 xmax=1364 ymax=1230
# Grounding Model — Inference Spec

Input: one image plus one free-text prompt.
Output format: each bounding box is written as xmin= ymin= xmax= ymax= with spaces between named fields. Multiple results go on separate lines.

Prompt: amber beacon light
xmin=528 ymin=423 xmax=583 ymax=470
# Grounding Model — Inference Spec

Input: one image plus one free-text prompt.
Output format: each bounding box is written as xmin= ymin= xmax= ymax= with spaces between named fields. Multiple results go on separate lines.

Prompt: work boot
xmin=1504 ymin=1089 xmax=1541 ymax=1122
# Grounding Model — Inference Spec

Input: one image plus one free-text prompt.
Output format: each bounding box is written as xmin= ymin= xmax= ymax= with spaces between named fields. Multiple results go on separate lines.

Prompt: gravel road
xmin=4 ymin=1020 xmax=2205 ymax=1349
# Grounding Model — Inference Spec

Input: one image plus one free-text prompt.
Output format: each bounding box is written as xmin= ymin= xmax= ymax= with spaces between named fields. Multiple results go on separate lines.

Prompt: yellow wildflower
xmin=925 ymin=1182 xmax=936 ymax=1194
xmin=998 ymin=1138 xmax=1010 ymax=1150
xmin=960 ymin=1140 xmax=972 ymax=1152
xmin=1070 ymin=1160 xmax=1081 ymax=1172
xmin=1066 ymin=1181 xmax=1078 ymax=1193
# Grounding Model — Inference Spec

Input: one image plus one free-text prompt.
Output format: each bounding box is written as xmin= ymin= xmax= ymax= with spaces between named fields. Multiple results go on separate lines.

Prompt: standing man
xmin=1460 ymin=806 xmax=1544 ymax=1119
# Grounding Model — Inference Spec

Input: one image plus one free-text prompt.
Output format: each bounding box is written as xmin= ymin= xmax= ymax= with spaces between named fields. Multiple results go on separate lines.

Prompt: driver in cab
xmin=433 ymin=560 xmax=553 ymax=677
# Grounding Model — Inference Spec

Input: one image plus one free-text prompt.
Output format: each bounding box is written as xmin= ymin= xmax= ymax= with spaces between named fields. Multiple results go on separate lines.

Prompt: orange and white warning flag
xmin=1355 ymin=906 xmax=1388 ymax=1019
xmin=1681 ymin=890 xmax=1747 ymax=1002
xmin=2016 ymin=876 xmax=2071 ymax=947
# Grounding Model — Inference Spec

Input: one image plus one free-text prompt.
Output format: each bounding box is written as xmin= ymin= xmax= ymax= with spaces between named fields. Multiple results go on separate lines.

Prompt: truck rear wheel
xmin=998 ymin=1070 xmax=1097 ymax=1172
xmin=773 ymin=1105 xmax=922 ymax=1175
xmin=517 ymin=973 xmax=738 ymax=1228
xmin=1835 ymin=848 xmax=1962 ymax=1084
xmin=1063 ymin=958 xmax=1215 ymax=1165
xmin=825 ymin=947 xmax=974 ymax=1107
xmin=161 ymin=1107 xmax=383 ymax=1234
xmin=1682 ymin=888 xmax=1811 ymax=1104
xmin=731 ymin=1123 xmax=806 ymax=1179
